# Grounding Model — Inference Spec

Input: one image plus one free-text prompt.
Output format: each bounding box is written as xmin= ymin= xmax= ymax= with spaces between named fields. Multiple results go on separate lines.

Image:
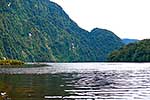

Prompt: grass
xmin=0 ymin=60 xmax=24 ymax=65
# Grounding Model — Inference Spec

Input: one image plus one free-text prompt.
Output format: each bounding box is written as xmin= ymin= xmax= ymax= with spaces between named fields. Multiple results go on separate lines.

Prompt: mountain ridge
xmin=122 ymin=38 xmax=139 ymax=44
xmin=0 ymin=0 xmax=124 ymax=62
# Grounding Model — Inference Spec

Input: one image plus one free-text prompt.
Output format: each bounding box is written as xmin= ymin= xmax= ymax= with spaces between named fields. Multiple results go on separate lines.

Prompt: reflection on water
xmin=0 ymin=74 xmax=68 ymax=100
xmin=0 ymin=63 xmax=150 ymax=100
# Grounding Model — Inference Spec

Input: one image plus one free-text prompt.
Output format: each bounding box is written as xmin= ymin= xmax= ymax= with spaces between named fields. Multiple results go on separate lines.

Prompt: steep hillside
xmin=108 ymin=39 xmax=150 ymax=62
xmin=89 ymin=28 xmax=123 ymax=61
xmin=0 ymin=0 xmax=123 ymax=62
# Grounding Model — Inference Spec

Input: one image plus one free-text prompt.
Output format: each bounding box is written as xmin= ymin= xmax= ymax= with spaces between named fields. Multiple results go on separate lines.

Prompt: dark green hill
xmin=108 ymin=39 xmax=150 ymax=62
xmin=88 ymin=28 xmax=123 ymax=61
xmin=0 ymin=0 xmax=123 ymax=62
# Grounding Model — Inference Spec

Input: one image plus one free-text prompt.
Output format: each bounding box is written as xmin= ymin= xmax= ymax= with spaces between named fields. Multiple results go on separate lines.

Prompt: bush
xmin=0 ymin=60 xmax=24 ymax=65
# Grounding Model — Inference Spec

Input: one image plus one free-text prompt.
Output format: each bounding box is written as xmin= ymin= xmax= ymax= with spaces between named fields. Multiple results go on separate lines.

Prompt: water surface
xmin=0 ymin=63 xmax=150 ymax=100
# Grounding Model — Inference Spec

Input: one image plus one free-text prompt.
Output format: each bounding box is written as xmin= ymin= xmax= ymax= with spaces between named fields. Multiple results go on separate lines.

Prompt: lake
xmin=0 ymin=63 xmax=150 ymax=100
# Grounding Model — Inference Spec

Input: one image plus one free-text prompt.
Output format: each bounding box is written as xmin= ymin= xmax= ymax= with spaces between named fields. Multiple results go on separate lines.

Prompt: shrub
xmin=0 ymin=60 xmax=24 ymax=65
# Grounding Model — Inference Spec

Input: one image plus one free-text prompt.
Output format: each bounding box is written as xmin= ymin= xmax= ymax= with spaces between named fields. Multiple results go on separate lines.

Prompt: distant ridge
xmin=122 ymin=38 xmax=139 ymax=44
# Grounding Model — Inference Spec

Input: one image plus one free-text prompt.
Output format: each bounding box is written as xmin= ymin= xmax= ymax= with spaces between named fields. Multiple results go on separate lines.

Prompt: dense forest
xmin=0 ymin=0 xmax=123 ymax=62
xmin=108 ymin=39 xmax=150 ymax=62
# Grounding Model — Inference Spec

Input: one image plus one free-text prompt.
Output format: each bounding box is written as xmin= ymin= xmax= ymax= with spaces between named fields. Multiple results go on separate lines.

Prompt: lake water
xmin=0 ymin=63 xmax=150 ymax=100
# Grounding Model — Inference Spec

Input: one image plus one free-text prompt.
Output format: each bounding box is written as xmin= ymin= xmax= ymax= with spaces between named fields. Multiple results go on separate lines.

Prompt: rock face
xmin=0 ymin=0 xmax=124 ymax=62
xmin=108 ymin=39 xmax=150 ymax=62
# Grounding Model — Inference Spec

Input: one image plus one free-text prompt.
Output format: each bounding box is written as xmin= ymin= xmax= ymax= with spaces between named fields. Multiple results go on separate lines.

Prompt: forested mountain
xmin=122 ymin=38 xmax=139 ymax=44
xmin=0 ymin=0 xmax=123 ymax=62
xmin=88 ymin=28 xmax=123 ymax=61
xmin=108 ymin=39 xmax=150 ymax=62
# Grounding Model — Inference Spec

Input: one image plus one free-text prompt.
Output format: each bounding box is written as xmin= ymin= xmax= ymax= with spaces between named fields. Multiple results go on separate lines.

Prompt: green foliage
xmin=88 ymin=28 xmax=123 ymax=61
xmin=0 ymin=0 xmax=123 ymax=62
xmin=108 ymin=39 xmax=150 ymax=62
xmin=0 ymin=59 xmax=24 ymax=65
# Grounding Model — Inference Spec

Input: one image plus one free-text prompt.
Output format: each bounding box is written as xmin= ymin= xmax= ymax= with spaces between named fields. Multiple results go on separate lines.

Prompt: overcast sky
xmin=51 ymin=0 xmax=150 ymax=40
